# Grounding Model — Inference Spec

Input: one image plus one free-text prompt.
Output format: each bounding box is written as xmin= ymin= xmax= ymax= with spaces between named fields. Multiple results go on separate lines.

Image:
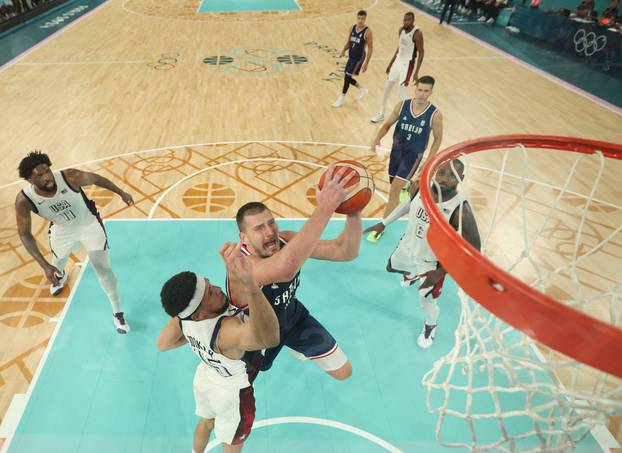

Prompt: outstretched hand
xmin=362 ymin=222 xmax=385 ymax=236
xmin=219 ymin=242 xmax=254 ymax=286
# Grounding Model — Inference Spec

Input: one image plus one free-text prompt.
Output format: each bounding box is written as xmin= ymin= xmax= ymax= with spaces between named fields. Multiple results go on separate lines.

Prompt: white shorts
xmin=49 ymin=218 xmax=108 ymax=259
xmin=389 ymin=241 xmax=436 ymax=277
xmin=388 ymin=59 xmax=415 ymax=85
xmin=193 ymin=366 xmax=255 ymax=445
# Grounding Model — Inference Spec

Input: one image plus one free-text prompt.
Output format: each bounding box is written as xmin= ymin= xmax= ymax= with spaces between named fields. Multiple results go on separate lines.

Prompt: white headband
xmin=178 ymin=275 xmax=206 ymax=319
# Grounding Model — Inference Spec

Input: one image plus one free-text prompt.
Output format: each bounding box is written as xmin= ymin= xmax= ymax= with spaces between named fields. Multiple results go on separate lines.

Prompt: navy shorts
xmin=261 ymin=311 xmax=337 ymax=372
xmin=345 ymin=53 xmax=365 ymax=76
xmin=389 ymin=146 xmax=424 ymax=182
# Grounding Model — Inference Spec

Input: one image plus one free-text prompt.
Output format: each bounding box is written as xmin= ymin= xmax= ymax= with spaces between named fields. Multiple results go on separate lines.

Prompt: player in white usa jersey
xmin=158 ymin=243 xmax=279 ymax=453
xmin=371 ymin=11 xmax=425 ymax=123
xmin=364 ymin=160 xmax=480 ymax=348
xmin=15 ymin=151 xmax=133 ymax=333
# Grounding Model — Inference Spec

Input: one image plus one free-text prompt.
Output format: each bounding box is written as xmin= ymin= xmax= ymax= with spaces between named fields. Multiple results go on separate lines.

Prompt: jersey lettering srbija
xmin=397 ymin=26 xmax=418 ymax=61
xmin=181 ymin=306 xmax=251 ymax=388
xmin=22 ymin=170 xmax=98 ymax=227
xmin=392 ymin=100 xmax=437 ymax=154
xmin=402 ymin=190 xmax=466 ymax=264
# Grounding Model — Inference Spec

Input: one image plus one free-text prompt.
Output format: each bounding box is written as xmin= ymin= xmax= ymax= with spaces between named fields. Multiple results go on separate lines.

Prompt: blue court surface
xmin=197 ymin=0 xmax=300 ymax=13
xmin=7 ymin=219 xmax=599 ymax=452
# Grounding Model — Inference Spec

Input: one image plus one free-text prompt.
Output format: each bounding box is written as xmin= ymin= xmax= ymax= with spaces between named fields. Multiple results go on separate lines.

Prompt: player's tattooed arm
xmin=413 ymin=30 xmax=424 ymax=82
xmin=452 ymin=202 xmax=481 ymax=251
xmin=63 ymin=169 xmax=134 ymax=206
xmin=15 ymin=193 xmax=61 ymax=284
xmin=421 ymin=202 xmax=481 ymax=289
xmin=157 ymin=317 xmax=188 ymax=351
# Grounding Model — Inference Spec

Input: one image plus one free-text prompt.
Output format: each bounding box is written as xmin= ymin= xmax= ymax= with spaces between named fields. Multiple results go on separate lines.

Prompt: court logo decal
xmin=304 ymin=41 xmax=346 ymax=82
xmin=202 ymin=48 xmax=308 ymax=77
xmin=149 ymin=52 xmax=181 ymax=70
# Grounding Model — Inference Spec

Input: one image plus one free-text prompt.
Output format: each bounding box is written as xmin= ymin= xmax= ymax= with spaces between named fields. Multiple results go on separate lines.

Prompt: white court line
xmin=15 ymin=60 xmax=149 ymax=66
xmin=0 ymin=0 xmax=110 ymax=73
xmin=104 ymin=217 xmax=388 ymax=222
xmin=205 ymin=416 xmax=403 ymax=452
xmin=0 ymin=140 xmax=387 ymax=191
xmin=147 ymin=157 xmax=389 ymax=218
xmin=0 ymin=257 xmax=90 ymax=453
xmin=402 ymin=1 xmax=622 ymax=116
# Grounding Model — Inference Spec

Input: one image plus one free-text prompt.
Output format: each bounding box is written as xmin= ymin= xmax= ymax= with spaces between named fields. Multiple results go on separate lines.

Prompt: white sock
xmin=88 ymin=250 xmax=122 ymax=314
xmin=380 ymin=80 xmax=395 ymax=114
xmin=419 ymin=288 xmax=440 ymax=324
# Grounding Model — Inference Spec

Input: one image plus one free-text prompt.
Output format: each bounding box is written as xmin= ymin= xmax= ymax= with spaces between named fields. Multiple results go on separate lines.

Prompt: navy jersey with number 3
xmin=392 ymin=100 xmax=438 ymax=154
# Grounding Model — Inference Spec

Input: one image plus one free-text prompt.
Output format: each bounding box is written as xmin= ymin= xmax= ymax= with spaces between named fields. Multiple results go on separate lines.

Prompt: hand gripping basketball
xmin=318 ymin=161 xmax=375 ymax=214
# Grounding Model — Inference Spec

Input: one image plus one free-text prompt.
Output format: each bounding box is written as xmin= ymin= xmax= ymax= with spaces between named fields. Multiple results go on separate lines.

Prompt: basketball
xmin=318 ymin=160 xmax=375 ymax=214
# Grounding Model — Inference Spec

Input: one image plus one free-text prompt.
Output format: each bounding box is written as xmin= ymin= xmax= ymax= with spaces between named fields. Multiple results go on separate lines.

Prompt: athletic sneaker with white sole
xmin=417 ymin=322 xmax=437 ymax=348
xmin=50 ymin=270 xmax=68 ymax=296
xmin=113 ymin=312 xmax=130 ymax=334
xmin=371 ymin=112 xmax=385 ymax=123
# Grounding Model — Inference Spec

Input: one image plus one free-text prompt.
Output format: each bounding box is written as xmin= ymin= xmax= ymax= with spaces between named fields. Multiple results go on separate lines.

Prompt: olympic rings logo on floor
xmin=148 ymin=52 xmax=181 ymax=70
xmin=573 ymin=29 xmax=606 ymax=57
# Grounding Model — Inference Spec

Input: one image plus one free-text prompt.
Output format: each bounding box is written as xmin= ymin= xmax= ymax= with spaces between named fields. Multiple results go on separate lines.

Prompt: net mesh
xmin=422 ymin=142 xmax=622 ymax=452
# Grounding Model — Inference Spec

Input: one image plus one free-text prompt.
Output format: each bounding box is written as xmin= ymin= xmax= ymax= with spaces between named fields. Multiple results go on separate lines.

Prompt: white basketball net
xmin=422 ymin=144 xmax=622 ymax=452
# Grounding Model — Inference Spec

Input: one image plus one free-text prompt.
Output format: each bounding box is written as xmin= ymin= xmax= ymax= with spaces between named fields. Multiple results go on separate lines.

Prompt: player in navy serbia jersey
xmin=229 ymin=167 xmax=361 ymax=380
xmin=368 ymin=75 xmax=443 ymax=243
xmin=332 ymin=10 xmax=373 ymax=108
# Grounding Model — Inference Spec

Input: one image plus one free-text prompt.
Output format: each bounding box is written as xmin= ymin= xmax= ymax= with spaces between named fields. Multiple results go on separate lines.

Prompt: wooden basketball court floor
xmin=0 ymin=0 xmax=621 ymax=450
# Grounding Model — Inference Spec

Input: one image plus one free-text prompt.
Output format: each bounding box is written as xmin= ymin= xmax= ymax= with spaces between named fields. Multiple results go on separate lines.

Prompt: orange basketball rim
xmin=419 ymin=135 xmax=622 ymax=378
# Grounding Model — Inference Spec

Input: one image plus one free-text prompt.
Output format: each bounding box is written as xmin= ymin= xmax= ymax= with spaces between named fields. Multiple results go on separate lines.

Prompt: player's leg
xmin=48 ymin=225 xmax=77 ymax=295
xmin=193 ymin=367 xmax=217 ymax=453
xmin=367 ymin=148 xmax=403 ymax=243
xmin=286 ymin=312 xmax=352 ymax=381
xmin=371 ymin=62 xmax=401 ymax=123
xmin=211 ymin=385 xmax=255 ymax=452
xmin=417 ymin=275 xmax=445 ymax=348
xmin=193 ymin=418 xmax=214 ymax=453
xmin=389 ymin=150 xmax=424 ymax=216
xmin=81 ymin=220 xmax=128 ymax=333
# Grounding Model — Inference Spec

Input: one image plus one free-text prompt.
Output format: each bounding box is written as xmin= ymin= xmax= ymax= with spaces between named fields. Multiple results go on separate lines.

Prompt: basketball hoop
xmin=419 ymin=135 xmax=622 ymax=451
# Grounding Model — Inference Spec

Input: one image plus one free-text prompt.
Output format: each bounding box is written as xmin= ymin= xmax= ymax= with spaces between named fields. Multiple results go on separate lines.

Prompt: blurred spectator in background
xmin=599 ymin=0 xmax=618 ymax=24
xmin=576 ymin=0 xmax=595 ymax=17
xmin=477 ymin=0 xmax=506 ymax=24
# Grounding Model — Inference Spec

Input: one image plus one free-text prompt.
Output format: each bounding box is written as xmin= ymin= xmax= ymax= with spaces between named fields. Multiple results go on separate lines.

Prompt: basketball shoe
xmin=417 ymin=322 xmax=437 ymax=348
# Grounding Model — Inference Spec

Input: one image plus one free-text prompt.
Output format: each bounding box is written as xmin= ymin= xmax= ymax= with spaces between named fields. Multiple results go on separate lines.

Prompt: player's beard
xmin=215 ymin=295 xmax=229 ymax=315
xmin=40 ymin=181 xmax=57 ymax=193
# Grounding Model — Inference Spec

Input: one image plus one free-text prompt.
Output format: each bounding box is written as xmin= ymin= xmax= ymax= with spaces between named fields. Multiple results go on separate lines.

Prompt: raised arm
xmin=157 ymin=317 xmax=188 ymax=351
xmin=248 ymin=167 xmax=354 ymax=285
xmin=63 ymin=169 xmax=134 ymax=206
xmin=371 ymin=101 xmax=402 ymax=153
xmin=217 ymin=243 xmax=280 ymax=359
xmin=15 ymin=193 xmax=60 ymax=284
xmin=288 ymin=210 xmax=362 ymax=262
xmin=420 ymin=201 xmax=481 ymax=289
